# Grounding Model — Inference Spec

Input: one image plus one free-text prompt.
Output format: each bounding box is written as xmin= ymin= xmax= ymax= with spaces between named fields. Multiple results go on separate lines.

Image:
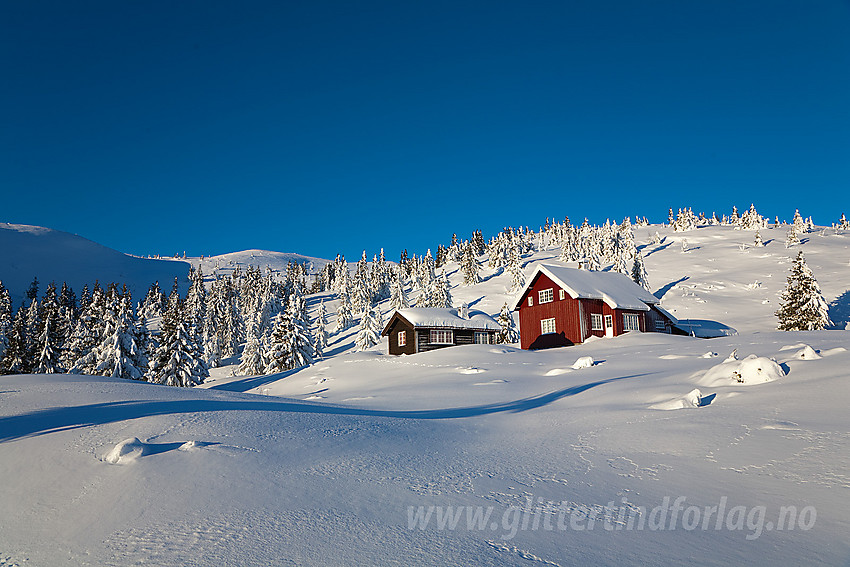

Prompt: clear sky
xmin=2 ymin=1 xmax=849 ymax=261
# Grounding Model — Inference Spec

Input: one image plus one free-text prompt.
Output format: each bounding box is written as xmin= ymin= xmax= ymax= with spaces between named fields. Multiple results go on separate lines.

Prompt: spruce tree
xmin=236 ymin=324 xmax=266 ymax=376
xmin=93 ymin=299 xmax=148 ymax=380
xmin=354 ymin=303 xmax=381 ymax=351
xmin=631 ymin=251 xmax=650 ymax=291
xmin=388 ymin=268 xmax=410 ymax=311
xmin=313 ymin=300 xmax=328 ymax=360
xmin=495 ymin=303 xmax=519 ymax=344
xmin=0 ymin=281 xmax=12 ymax=362
xmin=335 ymin=287 xmax=354 ymax=333
xmin=139 ymin=281 xmax=165 ymax=320
xmin=150 ymin=285 xmax=208 ymax=386
xmin=1 ymin=307 xmax=29 ymax=374
xmin=507 ymin=247 xmax=525 ymax=293
xmin=33 ymin=312 xmax=62 ymax=374
xmin=461 ymin=241 xmax=481 ymax=286
xmin=776 ymin=251 xmax=832 ymax=331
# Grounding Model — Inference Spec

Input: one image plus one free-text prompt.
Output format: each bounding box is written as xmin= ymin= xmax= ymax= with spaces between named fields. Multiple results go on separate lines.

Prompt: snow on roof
xmin=386 ymin=308 xmax=500 ymax=332
xmin=512 ymin=264 xmax=660 ymax=311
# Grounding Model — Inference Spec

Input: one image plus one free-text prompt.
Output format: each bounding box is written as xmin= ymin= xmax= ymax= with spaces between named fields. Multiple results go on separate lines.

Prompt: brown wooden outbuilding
xmin=381 ymin=306 xmax=500 ymax=355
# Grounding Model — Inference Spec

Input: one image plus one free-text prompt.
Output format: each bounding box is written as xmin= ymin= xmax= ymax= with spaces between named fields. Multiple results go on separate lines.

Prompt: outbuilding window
xmin=474 ymin=332 xmax=490 ymax=344
xmin=397 ymin=331 xmax=407 ymax=346
xmin=538 ymin=289 xmax=554 ymax=304
xmin=541 ymin=318 xmax=556 ymax=334
xmin=623 ymin=314 xmax=641 ymax=332
xmin=429 ymin=330 xmax=453 ymax=344
xmin=591 ymin=313 xmax=604 ymax=331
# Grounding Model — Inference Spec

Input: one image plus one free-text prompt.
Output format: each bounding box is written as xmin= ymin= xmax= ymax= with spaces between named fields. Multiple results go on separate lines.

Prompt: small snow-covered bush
xmin=701 ymin=354 xmax=785 ymax=387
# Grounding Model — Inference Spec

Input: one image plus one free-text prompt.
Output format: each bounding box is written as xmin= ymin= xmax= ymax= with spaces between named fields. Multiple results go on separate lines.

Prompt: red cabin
xmin=511 ymin=264 xmax=677 ymax=350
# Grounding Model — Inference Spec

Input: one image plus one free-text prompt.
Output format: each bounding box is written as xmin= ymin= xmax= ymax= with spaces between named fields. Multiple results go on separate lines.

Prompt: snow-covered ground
xmin=2 ymin=221 xmax=850 ymax=565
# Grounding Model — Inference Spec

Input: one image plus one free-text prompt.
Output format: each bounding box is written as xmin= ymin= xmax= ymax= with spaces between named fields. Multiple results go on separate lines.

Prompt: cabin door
xmin=604 ymin=314 xmax=614 ymax=338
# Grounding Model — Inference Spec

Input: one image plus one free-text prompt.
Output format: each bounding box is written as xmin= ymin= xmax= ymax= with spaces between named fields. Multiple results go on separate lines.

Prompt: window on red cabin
xmin=623 ymin=314 xmax=641 ymax=331
xmin=591 ymin=313 xmax=604 ymax=331
xmin=538 ymin=289 xmax=553 ymax=304
xmin=541 ymin=318 xmax=556 ymax=334
xmin=528 ymin=296 xmax=533 ymax=307
xmin=559 ymin=289 xmax=565 ymax=300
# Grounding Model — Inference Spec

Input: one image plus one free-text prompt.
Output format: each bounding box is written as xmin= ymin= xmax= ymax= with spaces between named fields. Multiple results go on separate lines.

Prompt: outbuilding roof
xmin=381 ymin=308 xmax=500 ymax=336
xmin=511 ymin=264 xmax=660 ymax=312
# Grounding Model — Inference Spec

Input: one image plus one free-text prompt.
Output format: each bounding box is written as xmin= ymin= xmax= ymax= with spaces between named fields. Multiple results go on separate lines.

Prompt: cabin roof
xmin=511 ymin=263 xmax=660 ymax=312
xmin=381 ymin=308 xmax=500 ymax=336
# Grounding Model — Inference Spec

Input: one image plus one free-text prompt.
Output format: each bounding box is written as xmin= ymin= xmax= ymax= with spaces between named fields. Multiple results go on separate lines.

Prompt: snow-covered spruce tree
xmin=785 ymin=227 xmax=800 ymax=248
xmin=775 ymin=251 xmax=832 ymax=331
xmin=335 ymin=283 xmax=354 ymax=333
xmin=138 ymin=281 xmax=165 ymax=320
xmin=839 ymin=213 xmax=849 ymax=230
xmin=92 ymin=299 xmax=148 ymax=380
xmin=434 ymin=271 xmax=453 ymax=308
xmin=313 ymin=300 xmax=328 ymax=360
xmin=388 ymin=271 xmax=409 ymax=311
xmin=0 ymin=281 xmax=12 ymax=362
xmin=32 ymin=313 xmax=61 ymax=374
xmin=495 ymin=303 xmax=519 ymax=344
xmin=150 ymin=285 xmax=208 ymax=386
xmin=266 ymin=297 xmax=314 ymax=373
xmin=236 ymin=324 xmax=266 ymax=376
xmin=57 ymin=282 xmax=77 ymax=348
xmin=354 ymin=303 xmax=381 ymax=351
xmin=461 ymin=241 xmax=481 ymax=285
xmin=23 ymin=298 xmax=41 ymax=370
xmin=0 ymin=307 xmax=29 ymax=374
xmin=754 ymin=230 xmax=764 ymax=247
xmin=631 ymin=251 xmax=650 ymax=291
xmin=792 ymin=209 xmax=806 ymax=234
xmin=507 ymin=247 xmax=526 ymax=293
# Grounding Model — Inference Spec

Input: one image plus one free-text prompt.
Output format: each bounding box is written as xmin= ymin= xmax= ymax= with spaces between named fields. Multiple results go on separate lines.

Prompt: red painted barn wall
xmin=517 ymin=273 xmax=652 ymax=349
xmin=517 ymin=273 xmax=584 ymax=349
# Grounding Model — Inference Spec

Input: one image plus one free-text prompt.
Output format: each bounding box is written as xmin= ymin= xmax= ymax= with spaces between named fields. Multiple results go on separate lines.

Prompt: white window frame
xmin=604 ymin=314 xmax=613 ymax=329
xmin=541 ymin=317 xmax=556 ymax=335
xmin=623 ymin=313 xmax=641 ymax=332
xmin=397 ymin=330 xmax=407 ymax=346
xmin=591 ymin=313 xmax=604 ymax=331
xmin=429 ymin=329 xmax=454 ymax=344
xmin=559 ymin=289 xmax=565 ymax=300
xmin=528 ymin=296 xmax=533 ymax=307
xmin=474 ymin=332 xmax=490 ymax=344
xmin=538 ymin=288 xmax=554 ymax=304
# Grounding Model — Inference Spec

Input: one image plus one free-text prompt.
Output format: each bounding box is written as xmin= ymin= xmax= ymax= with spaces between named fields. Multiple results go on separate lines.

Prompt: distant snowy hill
xmin=188 ymin=249 xmax=330 ymax=278
xmin=0 ymin=223 xmax=192 ymax=306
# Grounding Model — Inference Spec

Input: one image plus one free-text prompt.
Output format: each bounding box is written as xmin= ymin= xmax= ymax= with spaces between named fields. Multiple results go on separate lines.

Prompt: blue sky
xmin=2 ymin=1 xmax=849 ymax=261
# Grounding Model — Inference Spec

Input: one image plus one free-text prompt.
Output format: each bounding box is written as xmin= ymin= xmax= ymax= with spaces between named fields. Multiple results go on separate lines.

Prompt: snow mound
xmin=780 ymin=343 xmax=810 ymax=352
xmin=701 ymin=355 xmax=785 ymax=387
xmin=179 ymin=441 xmax=202 ymax=451
xmin=572 ymin=356 xmax=595 ymax=369
xmin=651 ymin=388 xmax=705 ymax=410
xmin=701 ymin=351 xmax=718 ymax=358
xmin=457 ymin=366 xmax=485 ymax=374
xmin=104 ymin=437 xmax=146 ymax=464
xmin=543 ymin=368 xmax=572 ymax=376
xmin=793 ymin=345 xmax=821 ymax=360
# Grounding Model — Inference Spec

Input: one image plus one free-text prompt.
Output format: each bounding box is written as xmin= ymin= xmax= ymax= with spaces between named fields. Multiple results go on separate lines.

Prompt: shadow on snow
xmin=0 ymin=373 xmax=650 ymax=443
